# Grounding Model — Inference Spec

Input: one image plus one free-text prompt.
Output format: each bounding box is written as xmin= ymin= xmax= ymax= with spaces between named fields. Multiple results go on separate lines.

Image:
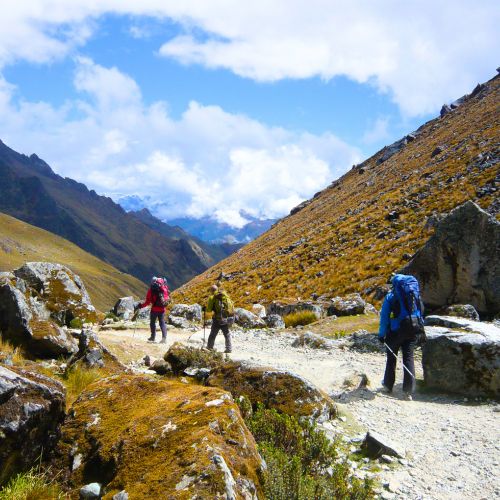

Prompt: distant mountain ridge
xmin=174 ymin=72 xmax=500 ymax=308
xmin=0 ymin=141 xmax=235 ymax=289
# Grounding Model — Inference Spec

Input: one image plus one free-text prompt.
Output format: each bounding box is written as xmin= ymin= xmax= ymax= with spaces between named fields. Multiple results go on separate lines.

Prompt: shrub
xmin=0 ymin=338 xmax=25 ymax=364
xmin=241 ymin=403 xmax=373 ymax=499
xmin=68 ymin=317 xmax=83 ymax=329
xmin=62 ymin=365 xmax=103 ymax=407
xmin=0 ymin=467 xmax=64 ymax=500
xmin=105 ymin=312 xmax=119 ymax=321
xmin=283 ymin=311 xmax=318 ymax=328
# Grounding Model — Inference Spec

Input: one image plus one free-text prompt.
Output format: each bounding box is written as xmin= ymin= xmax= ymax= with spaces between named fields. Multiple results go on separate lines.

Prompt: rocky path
xmin=100 ymin=326 xmax=500 ymax=500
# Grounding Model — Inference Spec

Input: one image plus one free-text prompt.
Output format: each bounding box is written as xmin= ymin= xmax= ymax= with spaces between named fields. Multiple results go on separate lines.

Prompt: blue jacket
xmin=378 ymin=292 xmax=397 ymax=339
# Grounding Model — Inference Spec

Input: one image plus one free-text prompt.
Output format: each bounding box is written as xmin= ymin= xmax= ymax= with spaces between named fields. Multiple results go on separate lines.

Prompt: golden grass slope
xmin=0 ymin=212 xmax=146 ymax=311
xmin=175 ymin=74 xmax=499 ymax=308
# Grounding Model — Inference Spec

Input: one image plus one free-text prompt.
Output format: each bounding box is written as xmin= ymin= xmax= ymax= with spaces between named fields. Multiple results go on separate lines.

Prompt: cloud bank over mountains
xmin=0 ymin=1 xmax=498 ymax=225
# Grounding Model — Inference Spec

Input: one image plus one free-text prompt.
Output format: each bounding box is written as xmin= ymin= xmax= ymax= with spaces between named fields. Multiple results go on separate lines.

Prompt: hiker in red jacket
xmin=135 ymin=277 xmax=169 ymax=343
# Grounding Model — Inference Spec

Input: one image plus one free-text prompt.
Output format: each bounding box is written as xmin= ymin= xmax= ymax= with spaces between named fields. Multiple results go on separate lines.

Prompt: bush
xmin=0 ymin=467 xmax=63 ymax=500
xmin=68 ymin=317 xmax=83 ymax=329
xmin=241 ymin=403 xmax=374 ymax=499
xmin=62 ymin=365 xmax=103 ymax=407
xmin=0 ymin=338 xmax=25 ymax=364
xmin=283 ymin=311 xmax=318 ymax=328
xmin=105 ymin=312 xmax=119 ymax=322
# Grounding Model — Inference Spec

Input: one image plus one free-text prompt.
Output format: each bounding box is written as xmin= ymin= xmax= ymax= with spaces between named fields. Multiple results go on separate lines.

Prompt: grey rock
xmin=423 ymin=322 xmax=500 ymax=397
xmin=327 ymin=294 xmax=366 ymax=316
xmin=267 ymin=301 xmax=324 ymax=319
xmin=292 ymin=331 xmax=337 ymax=350
xmin=113 ymin=492 xmax=129 ymax=500
xmin=442 ymin=304 xmax=480 ymax=321
xmin=79 ymin=482 xmax=101 ymax=499
xmin=0 ymin=366 xmax=65 ymax=484
xmin=431 ymin=145 xmax=446 ymax=157
xmin=251 ymin=303 xmax=266 ymax=318
xmin=401 ymin=201 xmax=500 ymax=316
xmin=151 ymin=359 xmax=172 ymax=375
xmin=361 ymin=431 xmax=406 ymax=458
xmin=170 ymin=303 xmax=202 ymax=322
xmin=440 ymin=104 xmax=453 ymax=117
xmin=345 ymin=330 xmax=384 ymax=353
xmin=113 ymin=296 xmax=135 ymax=320
xmin=234 ymin=308 xmax=266 ymax=328
xmin=377 ymin=137 xmax=408 ymax=164
xmin=168 ymin=315 xmax=191 ymax=329
xmin=265 ymin=314 xmax=285 ymax=329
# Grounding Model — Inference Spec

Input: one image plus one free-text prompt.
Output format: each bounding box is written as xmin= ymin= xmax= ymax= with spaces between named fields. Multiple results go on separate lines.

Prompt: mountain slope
xmin=0 ymin=143 xmax=227 ymax=289
xmin=174 ymin=73 xmax=499 ymax=307
xmin=0 ymin=212 xmax=146 ymax=311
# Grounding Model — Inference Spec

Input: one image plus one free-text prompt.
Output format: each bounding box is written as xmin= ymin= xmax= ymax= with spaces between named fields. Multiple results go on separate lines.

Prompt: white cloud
xmin=362 ymin=117 xmax=391 ymax=145
xmin=0 ymin=58 xmax=360 ymax=226
xmin=0 ymin=2 xmax=498 ymax=115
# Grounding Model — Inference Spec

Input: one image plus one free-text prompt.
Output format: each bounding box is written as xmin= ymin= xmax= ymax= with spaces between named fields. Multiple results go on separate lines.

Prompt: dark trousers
xmin=207 ymin=321 xmax=232 ymax=352
xmin=150 ymin=311 xmax=167 ymax=340
xmin=383 ymin=333 xmax=416 ymax=393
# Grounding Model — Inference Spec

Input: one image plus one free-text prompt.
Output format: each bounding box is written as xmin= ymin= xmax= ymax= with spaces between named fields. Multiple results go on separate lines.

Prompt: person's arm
xmin=140 ymin=289 xmax=152 ymax=308
xmin=378 ymin=295 xmax=391 ymax=340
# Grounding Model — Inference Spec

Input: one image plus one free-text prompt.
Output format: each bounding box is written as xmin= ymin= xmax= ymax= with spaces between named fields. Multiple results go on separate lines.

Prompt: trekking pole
xmin=384 ymin=342 xmax=415 ymax=380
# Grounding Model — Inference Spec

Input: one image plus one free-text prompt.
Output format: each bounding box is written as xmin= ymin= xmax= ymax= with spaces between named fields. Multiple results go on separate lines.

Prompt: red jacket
xmin=140 ymin=285 xmax=169 ymax=313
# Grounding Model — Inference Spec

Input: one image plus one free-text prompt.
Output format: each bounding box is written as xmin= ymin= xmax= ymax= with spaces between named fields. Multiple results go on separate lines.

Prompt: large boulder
xmin=207 ymin=361 xmax=337 ymax=423
xmin=0 ymin=366 xmax=65 ymax=485
xmin=170 ymin=303 xmax=202 ymax=322
xmin=0 ymin=275 xmax=78 ymax=358
xmin=234 ymin=307 xmax=266 ymax=328
xmin=164 ymin=343 xmax=224 ymax=375
xmin=251 ymin=303 xmax=266 ymax=319
xmin=14 ymin=262 xmax=97 ymax=324
xmin=401 ymin=201 xmax=500 ymax=316
xmin=112 ymin=297 xmax=135 ymax=320
xmin=267 ymin=301 xmax=324 ymax=319
xmin=423 ymin=317 xmax=500 ymax=398
xmin=326 ymin=293 xmax=366 ymax=316
xmin=53 ymin=375 xmax=263 ymax=499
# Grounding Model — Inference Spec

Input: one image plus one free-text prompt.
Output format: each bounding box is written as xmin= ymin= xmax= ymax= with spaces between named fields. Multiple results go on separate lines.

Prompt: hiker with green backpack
xmin=205 ymin=284 xmax=234 ymax=353
xmin=378 ymin=274 xmax=426 ymax=400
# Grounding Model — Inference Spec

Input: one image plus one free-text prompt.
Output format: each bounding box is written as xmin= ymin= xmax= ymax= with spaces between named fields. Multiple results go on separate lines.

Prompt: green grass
xmin=0 ymin=338 xmax=25 ymax=364
xmin=283 ymin=311 xmax=318 ymax=328
xmin=241 ymin=402 xmax=374 ymax=499
xmin=0 ymin=467 xmax=64 ymax=500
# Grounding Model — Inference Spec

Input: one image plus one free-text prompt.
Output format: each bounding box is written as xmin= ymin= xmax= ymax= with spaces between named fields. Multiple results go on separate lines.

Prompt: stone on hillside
xmin=168 ymin=315 xmax=191 ymax=329
xmin=0 ymin=277 xmax=78 ymax=358
xmin=207 ymin=362 xmax=336 ymax=423
xmin=234 ymin=308 xmax=266 ymax=328
xmin=164 ymin=343 xmax=224 ymax=375
xmin=267 ymin=301 xmax=324 ymax=319
xmin=251 ymin=303 xmax=266 ymax=318
xmin=170 ymin=303 xmax=202 ymax=322
xmin=376 ymin=137 xmax=408 ymax=164
xmin=80 ymin=483 xmax=101 ymax=499
xmin=0 ymin=366 xmax=65 ymax=484
xmin=361 ymin=431 xmax=406 ymax=459
xmin=14 ymin=262 xmax=97 ymax=325
xmin=67 ymin=329 xmax=125 ymax=373
xmin=423 ymin=320 xmax=500 ymax=397
xmin=442 ymin=304 xmax=480 ymax=321
xmin=345 ymin=330 xmax=385 ymax=353
xmin=265 ymin=314 xmax=285 ymax=329
xmin=53 ymin=375 xmax=262 ymax=499
xmin=151 ymin=359 xmax=172 ymax=375
xmin=292 ymin=331 xmax=337 ymax=350
xmin=327 ymin=294 xmax=366 ymax=316
xmin=401 ymin=201 xmax=500 ymax=316
xmin=113 ymin=297 xmax=135 ymax=320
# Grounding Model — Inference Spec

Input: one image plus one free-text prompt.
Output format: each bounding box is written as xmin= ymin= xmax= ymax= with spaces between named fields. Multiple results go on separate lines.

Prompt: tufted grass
xmin=283 ymin=311 xmax=318 ymax=328
xmin=0 ymin=467 xmax=65 ymax=500
xmin=62 ymin=365 xmax=104 ymax=408
xmin=0 ymin=338 xmax=25 ymax=364
xmin=242 ymin=402 xmax=374 ymax=499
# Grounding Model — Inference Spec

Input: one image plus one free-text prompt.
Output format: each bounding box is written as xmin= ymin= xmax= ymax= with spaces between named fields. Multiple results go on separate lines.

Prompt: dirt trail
xmin=100 ymin=325 xmax=500 ymax=500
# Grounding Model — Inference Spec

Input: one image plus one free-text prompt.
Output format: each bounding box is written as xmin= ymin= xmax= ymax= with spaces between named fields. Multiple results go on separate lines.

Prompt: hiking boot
xmin=403 ymin=393 xmax=413 ymax=401
xmin=224 ymin=349 xmax=232 ymax=354
xmin=147 ymin=336 xmax=155 ymax=342
xmin=159 ymin=338 xmax=167 ymax=344
xmin=380 ymin=381 xmax=392 ymax=393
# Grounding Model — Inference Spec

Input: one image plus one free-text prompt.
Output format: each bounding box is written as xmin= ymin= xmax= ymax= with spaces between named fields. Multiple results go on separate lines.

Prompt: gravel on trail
xmin=100 ymin=325 xmax=500 ymax=500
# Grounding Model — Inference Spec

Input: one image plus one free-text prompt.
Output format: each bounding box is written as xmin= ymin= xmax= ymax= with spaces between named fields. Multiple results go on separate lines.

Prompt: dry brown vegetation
xmin=174 ymin=74 xmax=499 ymax=309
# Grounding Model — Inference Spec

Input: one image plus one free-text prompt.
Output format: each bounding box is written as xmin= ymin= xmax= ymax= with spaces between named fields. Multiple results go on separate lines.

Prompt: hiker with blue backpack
xmin=378 ymin=274 xmax=426 ymax=400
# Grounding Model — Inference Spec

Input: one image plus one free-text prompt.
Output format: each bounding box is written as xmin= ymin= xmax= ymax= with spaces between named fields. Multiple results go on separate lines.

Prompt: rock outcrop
xmin=267 ymin=301 xmax=324 ymax=319
xmin=234 ymin=307 xmax=266 ymax=328
xmin=401 ymin=202 xmax=500 ymax=316
xmin=423 ymin=317 xmax=500 ymax=397
xmin=0 ymin=272 xmax=78 ymax=358
xmin=326 ymin=293 xmax=366 ymax=316
xmin=292 ymin=331 xmax=337 ymax=350
xmin=112 ymin=297 xmax=135 ymax=320
xmin=207 ymin=362 xmax=336 ymax=423
xmin=265 ymin=314 xmax=285 ymax=329
xmin=164 ymin=343 xmax=223 ymax=375
xmin=0 ymin=366 xmax=65 ymax=485
xmin=53 ymin=375 xmax=263 ymax=498
xmin=170 ymin=303 xmax=202 ymax=322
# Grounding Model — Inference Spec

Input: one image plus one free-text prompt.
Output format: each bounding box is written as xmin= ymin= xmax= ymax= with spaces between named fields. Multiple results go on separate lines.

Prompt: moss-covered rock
xmin=207 ymin=362 xmax=337 ymax=423
xmin=0 ymin=365 xmax=65 ymax=485
xmin=53 ymin=374 xmax=263 ymax=499
xmin=164 ymin=342 xmax=224 ymax=375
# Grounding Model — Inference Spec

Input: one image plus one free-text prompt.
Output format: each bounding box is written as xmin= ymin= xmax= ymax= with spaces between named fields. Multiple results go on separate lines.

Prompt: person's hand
xmin=378 ymin=336 xmax=386 ymax=344
xmin=134 ymin=303 xmax=141 ymax=311
xmin=202 ymin=305 xmax=206 ymax=312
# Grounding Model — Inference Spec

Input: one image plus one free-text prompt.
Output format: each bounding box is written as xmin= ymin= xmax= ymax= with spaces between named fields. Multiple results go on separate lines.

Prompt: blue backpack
xmin=391 ymin=274 xmax=426 ymax=345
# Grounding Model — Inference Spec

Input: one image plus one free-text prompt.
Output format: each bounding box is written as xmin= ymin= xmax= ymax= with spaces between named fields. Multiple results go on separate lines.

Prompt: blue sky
xmin=0 ymin=2 xmax=498 ymax=226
